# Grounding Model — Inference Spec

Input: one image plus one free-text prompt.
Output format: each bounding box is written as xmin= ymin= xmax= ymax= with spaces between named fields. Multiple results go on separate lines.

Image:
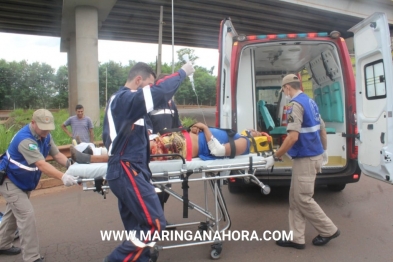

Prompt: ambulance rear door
xmin=349 ymin=12 xmax=393 ymax=183
xmin=217 ymin=18 xmax=237 ymax=129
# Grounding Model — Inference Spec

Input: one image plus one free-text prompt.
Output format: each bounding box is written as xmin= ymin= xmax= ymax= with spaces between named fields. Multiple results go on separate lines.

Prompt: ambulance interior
xmin=236 ymin=41 xmax=348 ymax=169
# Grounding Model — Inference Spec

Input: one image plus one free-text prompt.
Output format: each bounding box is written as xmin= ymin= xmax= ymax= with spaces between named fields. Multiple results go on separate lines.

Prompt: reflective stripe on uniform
xmin=107 ymin=95 xmax=117 ymax=156
xmin=6 ymin=151 xmax=38 ymax=171
xmin=150 ymin=109 xmax=174 ymax=115
xmin=127 ymin=231 xmax=156 ymax=248
xmin=142 ymin=85 xmax=153 ymax=113
xmin=133 ymin=118 xmax=145 ymax=126
xmin=299 ymin=124 xmax=320 ymax=133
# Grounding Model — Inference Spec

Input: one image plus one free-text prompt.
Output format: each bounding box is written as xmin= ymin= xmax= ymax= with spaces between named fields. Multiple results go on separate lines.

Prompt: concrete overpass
xmin=0 ymin=0 xmax=392 ymax=125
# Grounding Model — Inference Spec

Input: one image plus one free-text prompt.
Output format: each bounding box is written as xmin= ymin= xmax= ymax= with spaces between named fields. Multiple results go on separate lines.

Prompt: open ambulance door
xmin=217 ymin=18 xmax=237 ymax=129
xmin=349 ymin=12 xmax=393 ymax=184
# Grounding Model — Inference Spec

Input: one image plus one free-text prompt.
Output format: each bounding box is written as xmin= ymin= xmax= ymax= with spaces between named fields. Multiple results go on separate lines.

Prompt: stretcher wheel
xmin=210 ymin=243 xmax=222 ymax=260
xmin=210 ymin=249 xmax=221 ymax=260
xmin=261 ymin=185 xmax=271 ymax=195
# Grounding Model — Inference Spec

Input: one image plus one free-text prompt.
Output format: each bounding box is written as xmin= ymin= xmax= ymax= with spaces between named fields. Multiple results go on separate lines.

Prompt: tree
xmin=176 ymin=48 xmax=198 ymax=65
xmin=99 ymin=61 xmax=131 ymax=107
xmin=0 ymin=48 xmax=217 ymax=110
xmin=27 ymin=62 xmax=56 ymax=108
xmin=0 ymin=59 xmax=11 ymax=109
xmin=8 ymin=61 xmax=29 ymax=109
xmin=170 ymin=49 xmax=216 ymax=105
xmin=51 ymin=65 xmax=69 ymax=109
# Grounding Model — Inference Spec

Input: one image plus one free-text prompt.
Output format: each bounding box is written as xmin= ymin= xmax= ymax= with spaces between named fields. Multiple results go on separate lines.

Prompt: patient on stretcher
xmin=71 ymin=122 xmax=271 ymax=164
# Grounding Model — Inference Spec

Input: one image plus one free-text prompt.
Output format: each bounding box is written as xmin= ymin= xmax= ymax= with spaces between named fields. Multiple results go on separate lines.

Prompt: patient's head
xmin=189 ymin=125 xmax=201 ymax=134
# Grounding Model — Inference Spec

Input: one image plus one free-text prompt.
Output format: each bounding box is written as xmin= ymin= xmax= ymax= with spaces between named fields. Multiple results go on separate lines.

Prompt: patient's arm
xmin=191 ymin=122 xmax=212 ymax=141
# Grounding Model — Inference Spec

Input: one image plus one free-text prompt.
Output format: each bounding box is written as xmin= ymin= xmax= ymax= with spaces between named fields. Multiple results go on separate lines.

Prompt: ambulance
xmin=216 ymin=12 xmax=393 ymax=193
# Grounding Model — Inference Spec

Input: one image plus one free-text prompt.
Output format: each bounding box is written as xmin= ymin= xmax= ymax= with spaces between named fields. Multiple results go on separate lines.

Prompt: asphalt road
xmin=1 ymin=107 xmax=393 ymax=262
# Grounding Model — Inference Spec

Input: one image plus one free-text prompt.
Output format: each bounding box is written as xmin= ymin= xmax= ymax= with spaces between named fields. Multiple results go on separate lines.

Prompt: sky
xmin=0 ymin=32 xmax=219 ymax=75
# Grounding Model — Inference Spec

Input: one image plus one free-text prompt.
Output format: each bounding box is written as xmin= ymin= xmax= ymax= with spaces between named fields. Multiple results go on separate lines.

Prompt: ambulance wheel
xmin=228 ymin=182 xmax=243 ymax=194
xmin=210 ymin=249 xmax=221 ymax=260
xmin=327 ymin=183 xmax=346 ymax=192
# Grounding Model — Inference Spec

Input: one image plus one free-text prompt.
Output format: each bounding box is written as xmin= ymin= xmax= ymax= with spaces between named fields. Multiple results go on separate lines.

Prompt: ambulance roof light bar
xmin=237 ymin=32 xmax=333 ymax=41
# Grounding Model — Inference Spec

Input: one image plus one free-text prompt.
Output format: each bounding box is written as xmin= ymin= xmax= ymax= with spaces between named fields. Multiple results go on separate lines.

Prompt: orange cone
xmin=281 ymin=105 xmax=288 ymax=126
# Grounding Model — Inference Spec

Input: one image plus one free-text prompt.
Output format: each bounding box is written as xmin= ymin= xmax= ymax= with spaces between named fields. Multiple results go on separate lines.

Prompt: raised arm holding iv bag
xmin=182 ymin=54 xmax=195 ymax=91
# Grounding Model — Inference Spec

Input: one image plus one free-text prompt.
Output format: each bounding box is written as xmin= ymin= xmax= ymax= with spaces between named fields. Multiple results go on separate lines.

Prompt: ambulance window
xmin=257 ymin=87 xmax=280 ymax=104
xmin=364 ymin=60 xmax=386 ymax=100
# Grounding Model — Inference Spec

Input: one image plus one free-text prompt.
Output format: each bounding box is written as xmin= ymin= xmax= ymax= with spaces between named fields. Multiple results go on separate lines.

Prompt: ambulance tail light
xmin=267 ymin=34 xmax=277 ymax=39
xmin=354 ymin=125 xmax=359 ymax=156
xmin=242 ymin=32 xmax=328 ymax=41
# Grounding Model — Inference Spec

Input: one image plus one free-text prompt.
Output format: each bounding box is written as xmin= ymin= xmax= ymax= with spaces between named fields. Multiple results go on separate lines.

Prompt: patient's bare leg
xmin=90 ymin=155 xmax=109 ymax=163
xmin=71 ymin=146 xmax=109 ymax=163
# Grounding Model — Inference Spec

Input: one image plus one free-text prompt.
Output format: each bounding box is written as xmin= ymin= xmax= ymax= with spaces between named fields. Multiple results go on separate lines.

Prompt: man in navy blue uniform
xmin=0 ymin=109 xmax=77 ymax=262
xmin=102 ymin=62 xmax=194 ymax=262
xmin=266 ymin=74 xmax=339 ymax=250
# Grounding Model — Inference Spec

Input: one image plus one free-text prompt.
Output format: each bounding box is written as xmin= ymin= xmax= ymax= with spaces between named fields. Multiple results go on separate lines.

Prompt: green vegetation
xmin=0 ymin=125 xmax=15 ymax=154
xmin=180 ymin=116 xmax=198 ymax=128
xmin=0 ymin=109 xmax=104 ymax=153
xmin=0 ymin=48 xmax=217 ymax=110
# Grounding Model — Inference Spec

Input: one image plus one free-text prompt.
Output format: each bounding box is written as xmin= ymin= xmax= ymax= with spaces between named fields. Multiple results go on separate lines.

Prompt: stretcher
xmin=66 ymin=153 xmax=271 ymax=260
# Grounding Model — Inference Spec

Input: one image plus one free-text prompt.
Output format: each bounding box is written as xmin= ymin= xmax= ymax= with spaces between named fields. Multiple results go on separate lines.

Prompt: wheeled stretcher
xmin=66 ymin=153 xmax=271 ymax=260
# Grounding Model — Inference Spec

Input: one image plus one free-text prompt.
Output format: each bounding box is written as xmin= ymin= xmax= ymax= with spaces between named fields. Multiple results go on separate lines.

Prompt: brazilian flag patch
xmin=28 ymin=144 xmax=38 ymax=151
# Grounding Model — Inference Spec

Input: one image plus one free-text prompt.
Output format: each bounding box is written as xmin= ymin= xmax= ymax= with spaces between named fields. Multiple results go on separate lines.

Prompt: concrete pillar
xmin=75 ymin=6 xmax=100 ymax=126
xmin=67 ymin=35 xmax=78 ymax=116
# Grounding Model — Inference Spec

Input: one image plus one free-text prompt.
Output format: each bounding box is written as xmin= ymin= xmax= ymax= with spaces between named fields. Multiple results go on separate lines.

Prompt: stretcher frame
xmin=76 ymin=154 xmax=271 ymax=260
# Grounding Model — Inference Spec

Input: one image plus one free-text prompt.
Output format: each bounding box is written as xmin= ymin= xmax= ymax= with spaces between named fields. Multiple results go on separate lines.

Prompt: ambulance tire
xmin=327 ymin=183 xmax=346 ymax=192
xmin=228 ymin=181 xmax=244 ymax=194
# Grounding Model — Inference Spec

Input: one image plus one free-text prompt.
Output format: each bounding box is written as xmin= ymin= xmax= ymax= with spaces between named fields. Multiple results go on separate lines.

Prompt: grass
xmin=0 ymin=109 xmax=104 ymax=153
xmin=0 ymin=125 xmax=15 ymax=154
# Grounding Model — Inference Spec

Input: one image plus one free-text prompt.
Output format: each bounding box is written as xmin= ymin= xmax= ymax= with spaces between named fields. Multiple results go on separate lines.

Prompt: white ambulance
xmin=216 ymin=12 xmax=393 ymax=193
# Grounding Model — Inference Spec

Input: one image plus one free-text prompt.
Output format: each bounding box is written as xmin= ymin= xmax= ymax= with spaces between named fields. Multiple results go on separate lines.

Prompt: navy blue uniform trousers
xmin=107 ymin=161 xmax=166 ymax=262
